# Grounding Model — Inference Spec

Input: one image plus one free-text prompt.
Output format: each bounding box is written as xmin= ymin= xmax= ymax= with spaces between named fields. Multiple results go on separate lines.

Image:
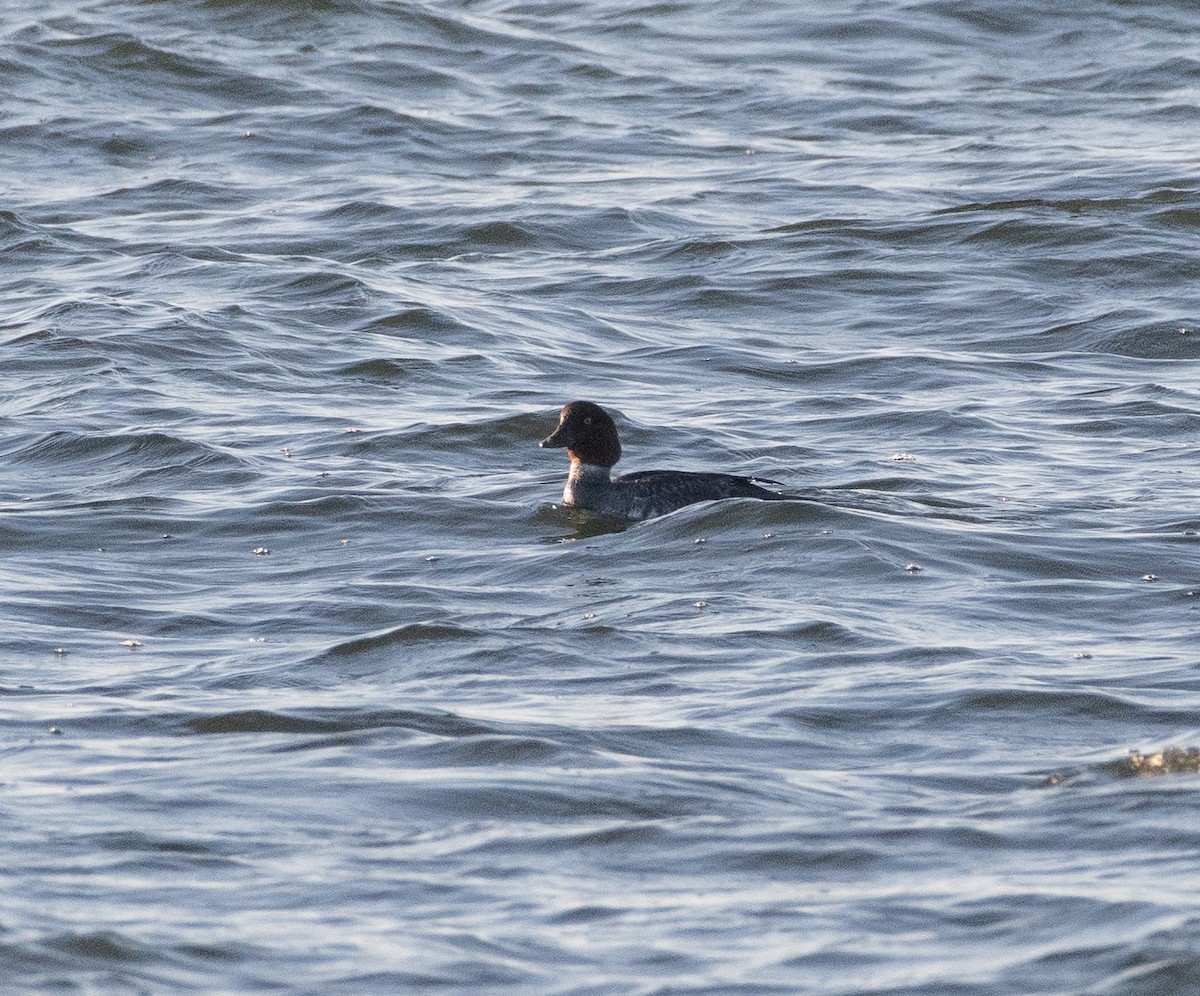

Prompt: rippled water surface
xmin=3 ymin=0 xmax=1200 ymax=992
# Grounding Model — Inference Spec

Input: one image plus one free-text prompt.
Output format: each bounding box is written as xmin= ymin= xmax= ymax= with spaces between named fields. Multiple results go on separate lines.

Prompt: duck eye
xmin=584 ymin=417 xmax=592 ymax=424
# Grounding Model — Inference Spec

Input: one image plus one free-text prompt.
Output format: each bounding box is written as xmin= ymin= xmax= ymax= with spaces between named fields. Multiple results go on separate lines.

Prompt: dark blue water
xmin=3 ymin=1 xmax=1199 ymax=992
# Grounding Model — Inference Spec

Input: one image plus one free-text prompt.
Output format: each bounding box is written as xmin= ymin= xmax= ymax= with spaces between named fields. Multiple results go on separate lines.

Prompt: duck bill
xmin=540 ymin=425 xmax=571 ymax=448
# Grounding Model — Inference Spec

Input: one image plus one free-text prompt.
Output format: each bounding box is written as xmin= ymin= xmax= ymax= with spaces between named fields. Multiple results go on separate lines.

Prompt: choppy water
xmin=3 ymin=0 xmax=1199 ymax=992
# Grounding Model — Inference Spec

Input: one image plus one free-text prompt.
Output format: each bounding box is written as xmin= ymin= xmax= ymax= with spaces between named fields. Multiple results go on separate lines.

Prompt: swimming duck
xmin=540 ymin=400 xmax=786 ymax=520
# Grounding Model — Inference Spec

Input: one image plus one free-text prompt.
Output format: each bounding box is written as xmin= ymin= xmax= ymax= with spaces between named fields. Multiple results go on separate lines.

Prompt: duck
xmin=540 ymin=400 xmax=787 ymax=521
